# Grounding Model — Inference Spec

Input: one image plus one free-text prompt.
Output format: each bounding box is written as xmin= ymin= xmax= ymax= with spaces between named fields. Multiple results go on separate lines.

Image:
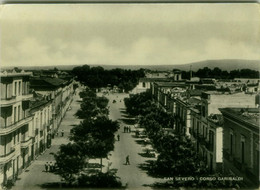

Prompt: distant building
xmin=132 ymin=78 xmax=171 ymax=94
xmin=151 ymin=81 xmax=186 ymax=111
xmin=220 ymin=108 xmax=259 ymax=188
xmin=145 ymin=71 xmax=169 ymax=78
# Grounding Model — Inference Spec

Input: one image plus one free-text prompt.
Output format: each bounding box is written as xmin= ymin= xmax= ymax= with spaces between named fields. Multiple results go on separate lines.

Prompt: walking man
xmin=61 ymin=130 xmax=64 ymax=137
xmin=117 ymin=134 xmax=120 ymax=141
xmin=45 ymin=162 xmax=49 ymax=172
xmin=126 ymin=155 xmax=130 ymax=165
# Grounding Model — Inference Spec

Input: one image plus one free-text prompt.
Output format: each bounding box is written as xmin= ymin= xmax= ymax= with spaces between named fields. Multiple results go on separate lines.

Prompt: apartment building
xmin=0 ymin=71 xmax=33 ymax=186
xmin=30 ymin=77 xmax=74 ymax=134
xmin=30 ymin=96 xmax=53 ymax=157
xmin=189 ymin=92 xmax=257 ymax=173
xmin=220 ymin=108 xmax=259 ymax=188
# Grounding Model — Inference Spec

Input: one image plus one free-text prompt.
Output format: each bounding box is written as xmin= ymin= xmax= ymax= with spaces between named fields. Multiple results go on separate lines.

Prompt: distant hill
xmin=98 ymin=59 xmax=260 ymax=71
xmin=2 ymin=59 xmax=259 ymax=72
xmin=183 ymin=59 xmax=260 ymax=71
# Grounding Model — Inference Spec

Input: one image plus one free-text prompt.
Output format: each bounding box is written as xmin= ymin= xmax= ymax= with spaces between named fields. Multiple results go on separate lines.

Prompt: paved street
xmin=12 ymin=89 xmax=82 ymax=190
xmin=11 ymin=90 xmax=164 ymax=190
xmin=104 ymin=92 xmax=165 ymax=189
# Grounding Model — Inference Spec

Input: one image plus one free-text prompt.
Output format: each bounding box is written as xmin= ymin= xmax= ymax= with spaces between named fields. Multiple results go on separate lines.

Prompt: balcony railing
xmin=22 ymin=94 xmax=33 ymax=100
xmin=198 ymin=134 xmax=210 ymax=147
xmin=1 ymin=96 xmax=17 ymax=106
xmin=21 ymin=137 xmax=32 ymax=148
xmin=1 ymin=94 xmax=33 ymax=106
xmin=0 ymin=116 xmax=32 ymax=135
xmin=0 ymin=147 xmax=15 ymax=164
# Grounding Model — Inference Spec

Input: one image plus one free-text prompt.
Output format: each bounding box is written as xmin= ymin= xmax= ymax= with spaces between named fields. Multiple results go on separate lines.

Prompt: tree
xmin=54 ymin=143 xmax=86 ymax=184
xmin=70 ymin=116 xmax=119 ymax=171
xmin=149 ymin=135 xmax=208 ymax=178
xmin=124 ymin=91 xmax=152 ymax=116
xmin=70 ymin=116 xmax=119 ymax=142
xmin=75 ymin=101 xmax=100 ymax=119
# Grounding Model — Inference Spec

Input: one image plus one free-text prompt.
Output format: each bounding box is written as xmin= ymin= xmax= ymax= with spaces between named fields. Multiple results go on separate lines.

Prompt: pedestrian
xmin=50 ymin=162 xmax=53 ymax=172
xmin=61 ymin=130 xmax=64 ymax=137
xmin=126 ymin=126 xmax=128 ymax=133
xmin=125 ymin=155 xmax=130 ymax=165
xmin=117 ymin=134 xmax=120 ymax=141
xmin=124 ymin=126 xmax=126 ymax=133
xmin=45 ymin=162 xmax=49 ymax=172
xmin=47 ymin=162 xmax=51 ymax=172
xmin=129 ymin=126 xmax=131 ymax=133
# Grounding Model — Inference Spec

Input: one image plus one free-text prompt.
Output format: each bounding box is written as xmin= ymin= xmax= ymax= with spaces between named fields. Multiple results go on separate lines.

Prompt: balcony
xmin=223 ymin=149 xmax=233 ymax=161
xmin=0 ymin=147 xmax=15 ymax=164
xmin=1 ymin=94 xmax=33 ymax=106
xmin=1 ymin=96 xmax=17 ymax=106
xmin=21 ymin=137 xmax=32 ymax=148
xmin=22 ymin=93 xmax=33 ymax=100
xmin=198 ymin=134 xmax=209 ymax=147
xmin=0 ymin=116 xmax=32 ymax=135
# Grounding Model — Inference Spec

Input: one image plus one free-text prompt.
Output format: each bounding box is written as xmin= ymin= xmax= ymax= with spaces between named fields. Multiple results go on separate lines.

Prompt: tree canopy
xmin=72 ymin=65 xmax=145 ymax=91
xmin=181 ymin=67 xmax=259 ymax=79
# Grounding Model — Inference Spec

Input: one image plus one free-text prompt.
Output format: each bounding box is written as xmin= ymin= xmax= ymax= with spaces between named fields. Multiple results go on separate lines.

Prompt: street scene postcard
xmin=0 ymin=1 xmax=259 ymax=189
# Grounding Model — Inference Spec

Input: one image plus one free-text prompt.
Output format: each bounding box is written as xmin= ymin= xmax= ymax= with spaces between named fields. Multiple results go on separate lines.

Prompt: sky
xmin=0 ymin=3 xmax=259 ymax=67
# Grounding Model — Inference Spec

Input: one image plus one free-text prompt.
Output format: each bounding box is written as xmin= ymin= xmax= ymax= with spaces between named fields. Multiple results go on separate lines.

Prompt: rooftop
xmin=220 ymin=108 xmax=259 ymax=127
xmin=187 ymin=97 xmax=201 ymax=105
xmin=154 ymin=81 xmax=186 ymax=87
xmin=0 ymin=69 xmax=32 ymax=77
xmin=30 ymin=77 xmax=67 ymax=88
xmin=139 ymin=78 xmax=171 ymax=82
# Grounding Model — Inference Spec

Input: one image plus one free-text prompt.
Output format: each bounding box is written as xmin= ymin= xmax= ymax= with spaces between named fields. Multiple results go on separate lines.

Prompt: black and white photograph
xmin=0 ymin=0 xmax=259 ymax=189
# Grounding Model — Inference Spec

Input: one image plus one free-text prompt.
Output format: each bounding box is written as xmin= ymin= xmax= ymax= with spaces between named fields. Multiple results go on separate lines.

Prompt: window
xmin=202 ymin=125 xmax=205 ymax=137
xmin=18 ymin=105 xmax=20 ymax=121
xmin=18 ymin=81 xmax=21 ymax=95
xmin=17 ymin=129 xmax=20 ymax=142
xmin=14 ymin=82 xmax=17 ymax=96
xmin=256 ymin=148 xmax=259 ymax=172
xmin=241 ymin=135 xmax=245 ymax=164
xmin=202 ymin=106 xmax=206 ymax=117
xmin=13 ymin=132 xmax=16 ymax=145
xmin=14 ymin=106 xmax=17 ymax=122
xmin=209 ymin=130 xmax=214 ymax=151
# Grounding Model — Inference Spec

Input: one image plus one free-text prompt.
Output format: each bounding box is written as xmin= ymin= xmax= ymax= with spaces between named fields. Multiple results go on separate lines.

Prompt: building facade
xmin=0 ymin=71 xmax=33 ymax=186
xmin=30 ymin=97 xmax=53 ymax=158
xmin=220 ymin=108 xmax=259 ymax=188
xmin=30 ymin=77 xmax=74 ymax=135
xmin=0 ymin=70 xmax=74 ymax=188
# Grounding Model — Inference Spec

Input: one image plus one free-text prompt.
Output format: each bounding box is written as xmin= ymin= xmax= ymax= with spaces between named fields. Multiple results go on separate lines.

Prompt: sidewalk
xmin=11 ymin=90 xmax=82 ymax=190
